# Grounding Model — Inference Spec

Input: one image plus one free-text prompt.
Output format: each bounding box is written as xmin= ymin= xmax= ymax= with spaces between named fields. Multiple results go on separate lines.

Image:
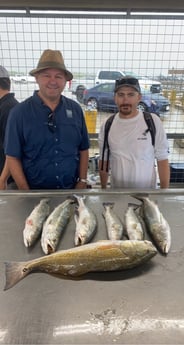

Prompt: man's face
xmin=35 ymin=68 xmax=67 ymax=102
xmin=114 ymin=86 xmax=141 ymax=117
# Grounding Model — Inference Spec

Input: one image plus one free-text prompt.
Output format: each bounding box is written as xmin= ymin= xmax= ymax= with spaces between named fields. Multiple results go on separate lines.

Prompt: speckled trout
xmin=23 ymin=199 xmax=50 ymax=247
xmin=124 ymin=204 xmax=145 ymax=241
xmin=132 ymin=195 xmax=171 ymax=254
xmin=41 ymin=197 xmax=75 ymax=255
xmin=102 ymin=202 xmax=124 ymax=240
xmin=4 ymin=240 xmax=157 ymax=290
xmin=74 ymin=195 xmax=97 ymax=245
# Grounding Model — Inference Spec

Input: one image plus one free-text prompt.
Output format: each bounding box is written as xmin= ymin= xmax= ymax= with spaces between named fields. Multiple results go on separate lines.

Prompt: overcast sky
xmin=0 ymin=15 xmax=184 ymax=77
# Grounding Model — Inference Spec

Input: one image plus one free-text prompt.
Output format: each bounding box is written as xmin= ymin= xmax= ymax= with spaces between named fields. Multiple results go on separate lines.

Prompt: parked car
xmin=72 ymin=70 xmax=162 ymax=103
xmin=82 ymin=83 xmax=170 ymax=115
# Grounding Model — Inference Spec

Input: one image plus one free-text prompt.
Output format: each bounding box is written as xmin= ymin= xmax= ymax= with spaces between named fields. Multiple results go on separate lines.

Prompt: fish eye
xmin=23 ymin=267 xmax=28 ymax=272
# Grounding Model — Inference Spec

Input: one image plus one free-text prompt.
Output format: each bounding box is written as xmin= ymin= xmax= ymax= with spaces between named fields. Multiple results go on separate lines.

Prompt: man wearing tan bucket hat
xmin=4 ymin=49 xmax=90 ymax=190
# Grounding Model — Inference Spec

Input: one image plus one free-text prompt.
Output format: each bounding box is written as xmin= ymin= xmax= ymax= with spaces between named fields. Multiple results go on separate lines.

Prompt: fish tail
xmin=128 ymin=202 xmax=141 ymax=210
xmin=66 ymin=195 xmax=77 ymax=204
xmin=42 ymin=198 xmax=50 ymax=203
xmin=103 ymin=202 xmax=114 ymax=209
xmin=131 ymin=193 xmax=149 ymax=201
xmin=4 ymin=261 xmax=30 ymax=291
xmin=73 ymin=194 xmax=84 ymax=202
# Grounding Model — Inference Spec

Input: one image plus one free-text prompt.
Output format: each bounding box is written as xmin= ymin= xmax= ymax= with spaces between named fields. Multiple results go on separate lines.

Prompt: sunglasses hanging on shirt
xmin=47 ymin=112 xmax=56 ymax=132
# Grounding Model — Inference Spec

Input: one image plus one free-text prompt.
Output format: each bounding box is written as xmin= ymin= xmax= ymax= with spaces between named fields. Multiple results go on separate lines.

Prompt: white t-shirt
xmin=98 ymin=111 xmax=169 ymax=189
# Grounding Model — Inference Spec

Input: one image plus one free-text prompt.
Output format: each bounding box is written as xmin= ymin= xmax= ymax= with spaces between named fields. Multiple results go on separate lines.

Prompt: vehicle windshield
xmin=140 ymin=87 xmax=151 ymax=94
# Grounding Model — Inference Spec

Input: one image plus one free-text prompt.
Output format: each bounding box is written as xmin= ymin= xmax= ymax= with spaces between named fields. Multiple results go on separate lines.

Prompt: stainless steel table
xmin=0 ymin=189 xmax=184 ymax=344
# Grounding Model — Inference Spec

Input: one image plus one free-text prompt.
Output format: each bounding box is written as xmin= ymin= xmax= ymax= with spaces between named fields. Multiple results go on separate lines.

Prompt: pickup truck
xmin=71 ymin=70 xmax=162 ymax=102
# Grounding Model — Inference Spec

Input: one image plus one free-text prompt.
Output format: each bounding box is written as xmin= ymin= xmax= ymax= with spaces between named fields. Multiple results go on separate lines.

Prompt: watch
xmin=78 ymin=178 xmax=88 ymax=183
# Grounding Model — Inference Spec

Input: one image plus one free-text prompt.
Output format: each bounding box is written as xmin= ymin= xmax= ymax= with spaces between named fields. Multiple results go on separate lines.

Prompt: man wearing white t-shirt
xmin=98 ymin=76 xmax=170 ymax=189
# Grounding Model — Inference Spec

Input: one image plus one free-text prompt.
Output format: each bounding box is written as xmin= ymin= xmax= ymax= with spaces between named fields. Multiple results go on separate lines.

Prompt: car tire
xmin=138 ymin=102 xmax=149 ymax=112
xmin=88 ymin=98 xmax=98 ymax=109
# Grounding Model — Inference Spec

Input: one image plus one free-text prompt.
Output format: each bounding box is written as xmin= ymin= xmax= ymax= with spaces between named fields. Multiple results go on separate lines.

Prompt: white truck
xmin=71 ymin=69 xmax=162 ymax=102
xmin=11 ymin=75 xmax=36 ymax=83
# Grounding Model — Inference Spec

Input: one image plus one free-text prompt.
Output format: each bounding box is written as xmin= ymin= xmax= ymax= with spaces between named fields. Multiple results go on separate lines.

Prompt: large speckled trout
xmin=124 ymin=204 xmax=145 ymax=241
xmin=23 ymin=198 xmax=50 ymax=247
xmin=102 ymin=202 xmax=124 ymax=240
xmin=74 ymin=195 xmax=97 ymax=246
xmin=4 ymin=240 xmax=157 ymax=290
xmin=41 ymin=197 xmax=75 ymax=255
xmin=132 ymin=195 xmax=171 ymax=254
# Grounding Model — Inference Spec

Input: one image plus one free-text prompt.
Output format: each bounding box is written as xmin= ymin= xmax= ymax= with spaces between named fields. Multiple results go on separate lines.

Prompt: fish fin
xmin=4 ymin=261 xmax=30 ymax=291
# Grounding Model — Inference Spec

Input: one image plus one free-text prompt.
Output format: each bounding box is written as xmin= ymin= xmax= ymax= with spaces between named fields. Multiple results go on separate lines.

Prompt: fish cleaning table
xmin=0 ymin=189 xmax=184 ymax=344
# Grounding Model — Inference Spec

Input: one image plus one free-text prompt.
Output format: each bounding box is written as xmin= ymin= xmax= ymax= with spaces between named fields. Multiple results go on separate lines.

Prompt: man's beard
xmin=119 ymin=104 xmax=132 ymax=116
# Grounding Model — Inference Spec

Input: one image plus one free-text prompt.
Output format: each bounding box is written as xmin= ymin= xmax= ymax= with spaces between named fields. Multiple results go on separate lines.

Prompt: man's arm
xmin=0 ymin=158 xmax=10 ymax=189
xmin=157 ymin=159 xmax=170 ymax=188
xmin=99 ymin=159 xmax=109 ymax=189
xmin=6 ymin=156 xmax=30 ymax=190
xmin=75 ymin=149 xmax=89 ymax=189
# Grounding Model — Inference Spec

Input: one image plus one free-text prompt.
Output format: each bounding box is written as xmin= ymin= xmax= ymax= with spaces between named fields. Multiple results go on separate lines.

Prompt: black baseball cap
xmin=114 ymin=76 xmax=141 ymax=93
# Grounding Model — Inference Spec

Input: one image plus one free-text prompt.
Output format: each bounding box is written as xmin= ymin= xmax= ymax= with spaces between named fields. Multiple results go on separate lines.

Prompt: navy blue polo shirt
xmin=5 ymin=91 xmax=90 ymax=189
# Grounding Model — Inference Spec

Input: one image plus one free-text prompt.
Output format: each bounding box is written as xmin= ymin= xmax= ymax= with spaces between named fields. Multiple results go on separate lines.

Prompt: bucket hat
xmin=29 ymin=49 xmax=73 ymax=81
xmin=114 ymin=76 xmax=141 ymax=93
xmin=0 ymin=66 xmax=9 ymax=78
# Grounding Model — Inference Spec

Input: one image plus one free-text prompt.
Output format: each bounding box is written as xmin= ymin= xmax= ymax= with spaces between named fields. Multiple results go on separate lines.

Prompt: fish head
xmin=142 ymin=240 xmax=158 ymax=256
xmin=161 ymin=241 xmax=171 ymax=254
xmin=151 ymin=223 xmax=171 ymax=254
xmin=23 ymin=221 xmax=37 ymax=247
xmin=42 ymin=237 xmax=58 ymax=255
xmin=120 ymin=240 xmax=157 ymax=261
xmin=74 ymin=232 xmax=87 ymax=246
